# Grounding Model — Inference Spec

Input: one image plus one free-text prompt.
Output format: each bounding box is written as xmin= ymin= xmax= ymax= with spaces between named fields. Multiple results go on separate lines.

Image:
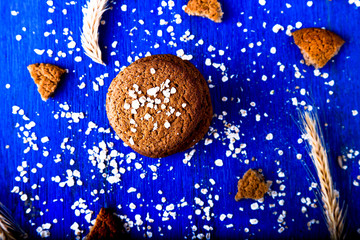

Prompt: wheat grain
xmin=0 ymin=202 xmax=27 ymax=239
xmin=299 ymin=111 xmax=345 ymax=240
xmin=81 ymin=0 xmax=109 ymax=65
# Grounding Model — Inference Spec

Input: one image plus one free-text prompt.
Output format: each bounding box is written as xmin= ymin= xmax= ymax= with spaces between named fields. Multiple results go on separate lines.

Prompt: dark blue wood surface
xmin=1 ymin=0 xmax=360 ymax=239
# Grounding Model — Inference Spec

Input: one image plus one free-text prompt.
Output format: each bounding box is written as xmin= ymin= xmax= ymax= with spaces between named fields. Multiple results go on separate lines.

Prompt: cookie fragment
xmin=235 ymin=169 xmax=271 ymax=201
xmin=86 ymin=208 xmax=128 ymax=240
xmin=27 ymin=63 xmax=66 ymax=101
xmin=292 ymin=28 xmax=345 ymax=69
xmin=184 ymin=0 xmax=223 ymax=23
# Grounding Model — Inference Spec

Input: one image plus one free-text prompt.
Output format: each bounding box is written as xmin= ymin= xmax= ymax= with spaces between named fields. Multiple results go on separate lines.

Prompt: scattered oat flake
xmin=34 ymin=49 xmax=45 ymax=55
xmin=214 ymin=159 xmax=223 ymax=167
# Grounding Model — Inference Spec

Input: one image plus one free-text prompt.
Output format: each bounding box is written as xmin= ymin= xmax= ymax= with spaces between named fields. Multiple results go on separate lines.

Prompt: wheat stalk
xmin=81 ymin=0 xmax=109 ymax=65
xmin=0 ymin=202 xmax=27 ymax=240
xmin=299 ymin=111 xmax=345 ymax=240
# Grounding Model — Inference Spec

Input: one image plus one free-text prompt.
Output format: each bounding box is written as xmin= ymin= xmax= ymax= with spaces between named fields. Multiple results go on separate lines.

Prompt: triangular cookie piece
xmin=235 ymin=169 xmax=271 ymax=201
xmin=86 ymin=208 xmax=128 ymax=240
xmin=292 ymin=28 xmax=345 ymax=69
xmin=27 ymin=63 xmax=66 ymax=101
xmin=184 ymin=0 xmax=223 ymax=23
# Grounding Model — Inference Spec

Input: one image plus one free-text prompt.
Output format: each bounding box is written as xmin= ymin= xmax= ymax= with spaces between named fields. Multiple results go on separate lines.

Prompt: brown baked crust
xmin=292 ymin=28 xmax=345 ymax=69
xmin=106 ymin=54 xmax=212 ymax=158
xmin=86 ymin=208 xmax=126 ymax=240
xmin=135 ymin=54 xmax=213 ymax=153
xmin=27 ymin=63 xmax=66 ymax=101
xmin=174 ymin=60 xmax=213 ymax=152
xmin=235 ymin=169 xmax=271 ymax=201
xmin=184 ymin=0 xmax=223 ymax=23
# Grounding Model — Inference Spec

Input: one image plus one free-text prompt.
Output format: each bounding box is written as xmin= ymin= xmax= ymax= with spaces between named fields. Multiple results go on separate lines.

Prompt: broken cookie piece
xmin=27 ymin=63 xmax=66 ymax=101
xmin=292 ymin=28 xmax=345 ymax=69
xmin=235 ymin=169 xmax=271 ymax=201
xmin=184 ymin=0 xmax=223 ymax=23
xmin=86 ymin=208 xmax=128 ymax=240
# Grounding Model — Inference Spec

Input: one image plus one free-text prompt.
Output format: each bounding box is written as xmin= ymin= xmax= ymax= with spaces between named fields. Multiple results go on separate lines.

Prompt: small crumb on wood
xmin=184 ymin=0 xmax=223 ymax=23
xmin=235 ymin=169 xmax=271 ymax=201
xmin=27 ymin=63 xmax=66 ymax=101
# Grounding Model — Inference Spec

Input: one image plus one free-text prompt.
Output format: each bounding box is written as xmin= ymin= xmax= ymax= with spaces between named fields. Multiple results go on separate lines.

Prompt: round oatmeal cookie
xmin=106 ymin=54 xmax=212 ymax=158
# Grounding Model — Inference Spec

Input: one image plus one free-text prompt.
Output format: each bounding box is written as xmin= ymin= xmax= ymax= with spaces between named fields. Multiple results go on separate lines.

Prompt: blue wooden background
xmin=1 ymin=0 xmax=360 ymax=239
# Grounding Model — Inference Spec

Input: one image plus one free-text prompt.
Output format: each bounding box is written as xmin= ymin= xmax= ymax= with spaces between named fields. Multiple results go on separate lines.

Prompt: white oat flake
xmin=164 ymin=121 xmax=171 ymax=129
xmin=214 ymin=159 xmax=223 ymax=167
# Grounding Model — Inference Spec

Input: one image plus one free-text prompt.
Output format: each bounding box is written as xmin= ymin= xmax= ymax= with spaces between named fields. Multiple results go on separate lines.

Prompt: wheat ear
xmin=0 ymin=202 xmax=28 ymax=239
xmin=299 ymin=111 xmax=345 ymax=240
xmin=81 ymin=0 xmax=109 ymax=65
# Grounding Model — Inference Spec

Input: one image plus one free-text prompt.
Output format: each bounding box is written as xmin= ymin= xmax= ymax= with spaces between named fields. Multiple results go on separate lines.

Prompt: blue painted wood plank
xmin=0 ymin=0 xmax=360 ymax=239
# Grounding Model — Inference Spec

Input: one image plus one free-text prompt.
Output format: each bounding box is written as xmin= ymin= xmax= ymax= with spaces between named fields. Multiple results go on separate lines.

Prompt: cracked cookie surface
xmin=292 ymin=28 xmax=345 ymax=69
xmin=184 ymin=0 xmax=223 ymax=23
xmin=86 ymin=208 xmax=128 ymax=240
xmin=235 ymin=169 xmax=271 ymax=201
xmin=27 ymin=63 xmax=66 ymax=101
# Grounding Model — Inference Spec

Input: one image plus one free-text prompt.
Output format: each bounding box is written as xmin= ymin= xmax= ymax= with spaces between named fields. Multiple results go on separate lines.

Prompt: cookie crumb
xmin=86 ymin=208 xmax=127 ymax=240
xmin=235 ymin=169 xmax=271 ymax=201
xmin=184 ymin=0 xmax=224 ymax=23
xmin=27 ymin=63 xmax=66 ymax=101
xmin=292 ymin=28 xmax=345 ymax=69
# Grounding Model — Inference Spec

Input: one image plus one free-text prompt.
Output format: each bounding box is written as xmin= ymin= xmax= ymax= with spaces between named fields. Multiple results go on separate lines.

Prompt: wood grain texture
xmin=0 ymin=0 xmax=360 ymax=239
